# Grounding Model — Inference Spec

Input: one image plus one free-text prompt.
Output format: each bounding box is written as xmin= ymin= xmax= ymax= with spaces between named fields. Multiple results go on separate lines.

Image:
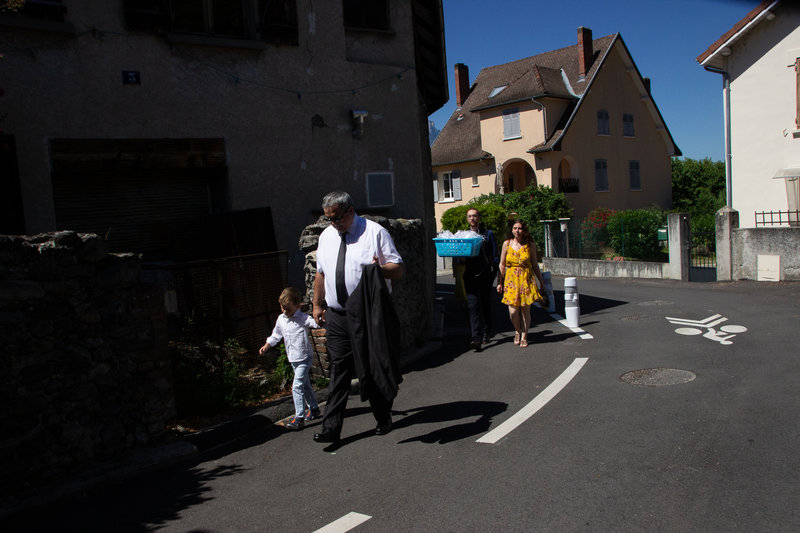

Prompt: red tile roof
xmin=696 ymin=0 xmax=777 ymax=65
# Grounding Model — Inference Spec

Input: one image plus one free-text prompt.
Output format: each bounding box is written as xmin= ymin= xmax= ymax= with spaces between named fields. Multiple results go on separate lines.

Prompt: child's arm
xmin=304 ymin=314 xmax=321 ymax=329
xmin=260 ymin=321 xmax=283 ymax=355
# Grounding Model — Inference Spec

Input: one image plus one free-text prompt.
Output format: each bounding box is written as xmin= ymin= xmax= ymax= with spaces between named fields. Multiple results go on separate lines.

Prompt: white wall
xmin=728 ymin=8 xmax=800 ymax=227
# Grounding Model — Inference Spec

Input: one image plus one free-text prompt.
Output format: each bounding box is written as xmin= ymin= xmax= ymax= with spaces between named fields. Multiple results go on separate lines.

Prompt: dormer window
xmin=488 ymin=85 xmax=507 ymax=98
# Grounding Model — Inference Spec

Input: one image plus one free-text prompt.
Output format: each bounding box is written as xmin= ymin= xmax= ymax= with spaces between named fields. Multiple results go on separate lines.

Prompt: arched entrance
xmin=497 ymin=159 xmax=536 ymax=193
xmin=557 ymin=156 xmax=579 ymax=193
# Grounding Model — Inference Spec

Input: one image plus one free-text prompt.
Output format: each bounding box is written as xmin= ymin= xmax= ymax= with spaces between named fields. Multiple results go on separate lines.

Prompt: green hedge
xmin=606 ymin=209 xmax=667 ymax=261
xmin=440 ymin=184 xmax=572 ymax=251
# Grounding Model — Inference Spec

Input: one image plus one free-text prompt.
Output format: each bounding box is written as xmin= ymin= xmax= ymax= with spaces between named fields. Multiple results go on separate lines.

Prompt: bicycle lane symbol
xmin=665 ymin=314 xmax=747 ymax=345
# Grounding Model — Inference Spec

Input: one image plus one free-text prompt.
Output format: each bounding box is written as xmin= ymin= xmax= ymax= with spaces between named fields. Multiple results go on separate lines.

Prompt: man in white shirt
xmin=312 ymin=191 xmax=403 ymax=443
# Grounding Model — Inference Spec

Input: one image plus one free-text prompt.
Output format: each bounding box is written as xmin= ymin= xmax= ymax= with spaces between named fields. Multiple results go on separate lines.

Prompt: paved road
xmin=4 ymin=276 xmax=800 ymax=532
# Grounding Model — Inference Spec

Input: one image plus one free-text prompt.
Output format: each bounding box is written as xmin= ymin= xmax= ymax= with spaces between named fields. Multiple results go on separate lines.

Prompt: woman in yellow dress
xmin=497 ymin=220 xmax=545 ymax=347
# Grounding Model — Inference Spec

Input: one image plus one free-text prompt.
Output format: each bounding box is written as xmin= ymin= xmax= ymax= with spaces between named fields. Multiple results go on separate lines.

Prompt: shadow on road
xmin=393 ymin=400 xmax=508 ymax=444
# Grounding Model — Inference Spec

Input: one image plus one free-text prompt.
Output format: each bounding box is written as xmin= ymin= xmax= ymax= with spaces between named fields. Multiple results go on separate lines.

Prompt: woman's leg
xmin=520 ymin=305 xmax=531 ymax=347
xmin=508 ymin=305 xmax=521 ymax=343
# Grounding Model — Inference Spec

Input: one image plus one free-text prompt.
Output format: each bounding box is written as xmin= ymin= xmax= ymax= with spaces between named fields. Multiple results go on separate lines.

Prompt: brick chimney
xmin=578 ymin=27 xmax=593 ymax=79
xmin=454 ymin=63 xmax=471 ymax=107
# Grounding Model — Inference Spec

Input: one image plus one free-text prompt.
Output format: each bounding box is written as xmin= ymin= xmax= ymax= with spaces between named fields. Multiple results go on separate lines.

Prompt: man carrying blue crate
xmin=460 ymin=208 xmax=499 ymax=351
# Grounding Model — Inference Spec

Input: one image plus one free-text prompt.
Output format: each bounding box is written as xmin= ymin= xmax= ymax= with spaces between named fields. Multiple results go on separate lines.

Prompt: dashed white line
xmin=476 ymin=357 xmax=589 ymax=444
xmin=550 ymin=312 xmax=594 ymax=339
xmin=312 ymin=512 xmax=371 ymax=533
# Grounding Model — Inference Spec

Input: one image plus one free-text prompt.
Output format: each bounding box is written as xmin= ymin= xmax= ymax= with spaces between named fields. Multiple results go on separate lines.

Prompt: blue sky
xmin=428 ymin=0 xmax=757 ymax=162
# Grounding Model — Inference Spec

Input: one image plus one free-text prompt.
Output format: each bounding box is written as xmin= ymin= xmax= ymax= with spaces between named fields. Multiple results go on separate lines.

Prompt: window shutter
xmin=503 ymin=109 xmax=520 ymax=139
xmin=433 ymin=174 xmax=439 ymax=202
xmin=453 ymin=170 xmax=462 ymax=201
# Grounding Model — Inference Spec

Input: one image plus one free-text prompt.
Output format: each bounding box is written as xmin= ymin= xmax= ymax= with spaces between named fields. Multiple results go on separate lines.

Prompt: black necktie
xmin=335 ymin=232 xmax=348 ymax=307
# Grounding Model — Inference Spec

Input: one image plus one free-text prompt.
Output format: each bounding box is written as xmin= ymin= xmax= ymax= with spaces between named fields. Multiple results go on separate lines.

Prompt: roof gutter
xmin=704 ymin=65 xmax=733 ymax=207
xmin=699 ymin=0 xmax=779 ymax=67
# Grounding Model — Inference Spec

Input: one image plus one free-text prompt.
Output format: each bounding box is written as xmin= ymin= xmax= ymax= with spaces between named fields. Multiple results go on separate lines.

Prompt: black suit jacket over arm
xmin=345 ymin=263 xmax=403 ymax=403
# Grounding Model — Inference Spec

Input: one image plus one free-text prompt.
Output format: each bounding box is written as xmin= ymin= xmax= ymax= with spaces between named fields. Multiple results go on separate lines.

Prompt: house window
xmin=343 ymin=0 xmax=389 ymax=31
xmin=629 ymin=160 xmax=641 ymax=190
xmin=366 ymin=172 xmax=394 ymax=207
xmin=438 ymin=170 xmax=461 ymax=202
xmin=597 ymin=110 xmax=610 ymax=135
xmin=623 ymin=113 xmax=635 ymax=137
xmin=488 ymin=85 xmax=507 ymax=98
xmin=13 ymin=0 xmax=66 ymax=22
xmin=594 ymin=159 xmax=609 ymax=192
xmin=503 ymin=108 xmax=521 ymax=140
xmin=0 ymin=0 xmax=73 ymax=31
xmin=124 ymin=0 xmax=299 ymax=45
xmin=471 ymin=174 xmax=479 ymax=187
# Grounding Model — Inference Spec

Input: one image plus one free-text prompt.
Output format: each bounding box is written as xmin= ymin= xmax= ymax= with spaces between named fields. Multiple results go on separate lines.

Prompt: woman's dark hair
xmin=507 ymin=219 xmax=530 ymax=244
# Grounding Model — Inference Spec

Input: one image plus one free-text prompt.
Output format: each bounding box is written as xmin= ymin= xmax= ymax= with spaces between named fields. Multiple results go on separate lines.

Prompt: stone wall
xmin=716 ymin=207 xmax=800 ymax=281
xmin=543 ymin=257 xmax=669 ymax=279
xmin=0 ymin=232 xmax=174 ymax=505
xmin=298 ymin=216 xmax=431 ymax=372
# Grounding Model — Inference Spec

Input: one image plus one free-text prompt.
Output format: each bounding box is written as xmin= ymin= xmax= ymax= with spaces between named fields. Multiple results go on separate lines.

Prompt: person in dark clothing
xmin=461 ymin=207 xmax=499 ymax=351
xmin=311 ymin=191 xmax=403 ymax=443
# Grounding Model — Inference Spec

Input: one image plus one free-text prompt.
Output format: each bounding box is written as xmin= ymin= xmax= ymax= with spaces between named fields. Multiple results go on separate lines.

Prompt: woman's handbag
xmin=536 ymin=290 xmax=549 ymax=309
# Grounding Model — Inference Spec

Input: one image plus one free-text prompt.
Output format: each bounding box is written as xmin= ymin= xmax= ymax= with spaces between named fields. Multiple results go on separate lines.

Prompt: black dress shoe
xmin=313 ymin=430 xmax=340 ymax=443
xmin=374 ymin=422 xmax=392 ymax=436
xmin=470 ymin=340 xmax=482 ymax=352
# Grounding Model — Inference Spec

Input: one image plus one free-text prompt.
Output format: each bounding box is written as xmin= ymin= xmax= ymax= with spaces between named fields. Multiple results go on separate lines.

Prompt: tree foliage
xmin=467 ymin=184 xmax=572 ymax=249
xmin=671 ymin=157 xmax=725 ymax=232
xmin=439 ymin=203 xmax=507 ymax=252
xmin=606 ymin=208 xmax=667 ymax=261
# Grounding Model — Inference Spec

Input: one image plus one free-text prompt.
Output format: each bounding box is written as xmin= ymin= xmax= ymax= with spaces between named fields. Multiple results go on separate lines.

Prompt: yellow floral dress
xmin=501 ymin=243 xmax=540 ymax=307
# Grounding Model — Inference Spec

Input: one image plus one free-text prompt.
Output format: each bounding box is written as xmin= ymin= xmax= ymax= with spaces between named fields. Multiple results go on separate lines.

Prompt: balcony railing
xmin=754 ymin=210 xmax=800 ymax=227
xmin=558 ymin=178 xmax=579 ymax=194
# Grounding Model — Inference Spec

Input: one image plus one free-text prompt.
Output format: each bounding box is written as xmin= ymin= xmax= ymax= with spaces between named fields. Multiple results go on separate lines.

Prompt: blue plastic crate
xmin=433 ymin=237 xmax=482 ymax=257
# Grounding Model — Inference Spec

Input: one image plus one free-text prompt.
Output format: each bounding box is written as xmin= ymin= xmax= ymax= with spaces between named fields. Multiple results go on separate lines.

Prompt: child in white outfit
xmin=260 ymin=287 xmax=320 ymax=430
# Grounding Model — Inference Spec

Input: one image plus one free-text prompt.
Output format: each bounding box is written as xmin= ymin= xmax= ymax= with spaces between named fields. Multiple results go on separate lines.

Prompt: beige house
xmin=431 ymin=27 xmax=680 ymax=229
xmin=697 ymin=0 xmax=800 ymax=228
xmin=0 ymin=0 xmax=446 ymax=287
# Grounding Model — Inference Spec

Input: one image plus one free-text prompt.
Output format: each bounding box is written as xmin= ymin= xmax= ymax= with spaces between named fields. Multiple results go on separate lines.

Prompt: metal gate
xmin=689 ymin=229 xmax=717 ymax=282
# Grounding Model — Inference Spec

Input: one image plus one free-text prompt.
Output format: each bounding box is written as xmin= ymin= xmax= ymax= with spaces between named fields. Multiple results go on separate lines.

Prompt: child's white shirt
xmin=265 ymin=309 xmax=319 ymax=362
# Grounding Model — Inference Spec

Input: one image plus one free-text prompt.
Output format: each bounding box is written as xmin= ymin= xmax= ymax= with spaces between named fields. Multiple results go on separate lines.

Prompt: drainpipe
xmin=530 ymin=98 xmax=545 ymax=131
xmin=704 ymin=66 xmax=732 ymax=207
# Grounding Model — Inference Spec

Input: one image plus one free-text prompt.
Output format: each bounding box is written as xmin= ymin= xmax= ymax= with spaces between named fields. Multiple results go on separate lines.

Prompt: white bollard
xmin=564 ymin=277 xmax=580 ymax=328
xmin=542 ymin=271 xmax=555 ymax=313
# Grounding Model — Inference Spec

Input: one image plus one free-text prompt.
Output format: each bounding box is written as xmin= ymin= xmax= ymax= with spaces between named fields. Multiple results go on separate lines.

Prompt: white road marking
xmin=312 ymin=512 xmax=371 ymax=533
xmin=476 ymin=357 xmax=589 ymax=444
xmin=549 ymin=312 xmax=594 ymax=339
xmin=666 ymin=314 xmax=747 ymax=345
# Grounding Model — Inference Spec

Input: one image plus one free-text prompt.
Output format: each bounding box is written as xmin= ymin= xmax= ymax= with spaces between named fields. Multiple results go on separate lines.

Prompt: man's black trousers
xmin=321 ymin=308 xmax=393 ymax=435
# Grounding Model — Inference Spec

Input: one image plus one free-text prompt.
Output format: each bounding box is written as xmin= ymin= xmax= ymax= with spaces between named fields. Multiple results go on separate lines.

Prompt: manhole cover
xmin=620 ymin=367 xmax=696 ymax=386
